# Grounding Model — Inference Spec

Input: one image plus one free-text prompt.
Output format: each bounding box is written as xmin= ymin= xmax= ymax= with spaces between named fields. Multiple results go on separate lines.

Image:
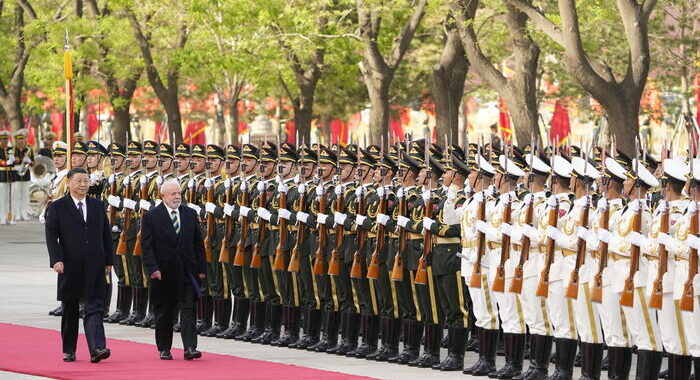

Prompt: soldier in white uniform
xmin=0 ymin=130 xmax=13 ymax=225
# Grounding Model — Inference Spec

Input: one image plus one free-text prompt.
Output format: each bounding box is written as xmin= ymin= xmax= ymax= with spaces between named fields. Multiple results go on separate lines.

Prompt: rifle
xmin=620 ymin=138 xmax=643 ymax=307
xmin=493 ymin=144 xmax=513 ymax=292
xmin=328 ymin=145 xmax=344 ymax=277
xmin=565 ymin=144 xmax=593 ymax=299
xmin=115 ymin=145 xmax=133 ymax=256
xmin=251 ymin=143 xmax=267 ymax=269
xmin=203 ymin=147 xmax=215 ymax=263
xmin=288 ymin=141 xmax=307 ymax=273
xmin=680 ymin=116 xmax=698 ymax=311
xmin=233 ymin=152 xmax=249 ymax=267
xmin=649 ymin=144 xmax=669 ymax=309
xmin=350 ymin=171 xmax=367 ymax=279
xmin=132 ymin=154 xmax=147 ymax=257
xmin=510 ymin=139 xmax=536 ymax=294
xmin=591 ymin=140 xmax=613 ymax=303
xmin=469 ymin=141 xmax=488 ymax=288
xmin=219 ymin=169 xmax=234 ymax=264
xmin=391 ymin=135 xmax=410 ymax=281
xmin=414 ymin=134 xmax=433 ymax=285
xmin=367 ymin=137 xmax=386 ymax=280
xmin=536 ymin=141 xmax=560 ymax=297
xmin=313 ymin=144 xmax=329 ymax=275
xmin=273 ymin=137 xmax=289 ymax=271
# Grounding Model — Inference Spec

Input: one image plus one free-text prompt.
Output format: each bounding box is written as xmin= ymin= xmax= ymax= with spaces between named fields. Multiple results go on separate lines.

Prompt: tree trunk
xmin=506 ymin=95 xmax=539 ymax=145
xmin=113 ymin=106 xmax=130 ymax=143
xmin=163 ymin=90 xmax=183 ymax=142
xmin=365 ymin=78 xmax=391 ymax=144
xmin=296 ymin=82 xmax=316 ymax=144
xmin=432 ymin=27 xmax=468 ymax=144
xmin=599 ymin=92 xmax=640 ymax=155
xmin=0 ymin=93 xmax=23 ymax=131
xmin=228 ymin=99 xmax=239 ymax=144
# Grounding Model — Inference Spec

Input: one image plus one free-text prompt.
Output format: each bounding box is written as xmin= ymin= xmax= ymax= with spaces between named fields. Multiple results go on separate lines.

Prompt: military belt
xmin=408 ymin=232 xmax=422 ymax=240
xmin=562 ymin=248 xmax=576 ymax=257
xmin=435 ymin=237 xmax=461 ymax=245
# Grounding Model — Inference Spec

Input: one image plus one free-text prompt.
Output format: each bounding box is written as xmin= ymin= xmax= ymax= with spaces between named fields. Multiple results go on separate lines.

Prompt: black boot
xmin=410 ymin=323 xmax=442 ymax=368
xmin=136 ymin=292 xmax=155 ymax=328
xmin=225 ymin=298 xmax=249 ymax=339
xmin=273 ymin=306 xmax=301 ymax=347
xmin=252 ymin=303 xmax=282 ymax=344
xmin=217 ymin=298 xmax=232 ymax=333
xmin=468 ymin=328 xmax=499 ymax=376
xmin=635 ymin=350 xmax=663 ymax=380
xmin=606 ymin=346 xmax=632 ymax=380
xmin=309 ymin=310 xmax=340 ymax=352
xmin=107 ymin=285 xmax=131 ymax=323
xmin=668 ymin=354 xmax=693 ymax=380
xmin=333 ymin=312 xmax=360 ymax=355
xmin=490 ymin=333 xmax=526 ymax=378
xmin=202 ymin=298 xmax=223 ymax=337
xmin=579 ymin=342 xmax=604 ymax=380
xmin=351 ymin=314 xmax=379 ymax=358
xmin=103 ymin=282 xmax=113 ymax=319
xmin=218 ymin=298 xmax=240 ymax=338
xmin=291 ymin=308 xmax=322 ymax=349
xmin=197 ymin=296 xmax=213 ymax=334
xmin=373 ymin=317 xmax=400 ymax=361
xmin=366 ymin=316 xmax=389 ymax=360
xmin=236 ymin=300 xmax=266 ymax=341
xmin=120 ymin=287 xmax=140 ymax=325
xmin=548 ymin=338 xmax=577 ymax=380
xmin=389 ymin=319 xmax=420 ymax=364
xmin=434 ymin=326 xmax=466 ymax=371
xmin=515 ymin=334 xmax=553 ymax=380
xmin=466 ymin=325 xmax=480 ymax=352
xmin=326 ymin=312 xmax=349 ymax=354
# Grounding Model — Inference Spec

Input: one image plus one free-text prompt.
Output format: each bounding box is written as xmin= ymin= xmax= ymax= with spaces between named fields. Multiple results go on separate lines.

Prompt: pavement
xmin=0 ymin=220 xmax=594 ymax=380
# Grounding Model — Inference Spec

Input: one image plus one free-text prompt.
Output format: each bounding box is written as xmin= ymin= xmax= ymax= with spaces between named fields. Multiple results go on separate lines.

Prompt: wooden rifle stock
xmin=328 ymin=188 xmax=344 ymax=276
xmin=251 ymin=183 xmax=267 ymax=269
xmin=203 ymin=183 xmax=215 ymax=263
xmin=273 ymin=184 xmax=289 ymax=271
xmin=312 ymin=188 xmax=328 ymax=275
xmin=620 ymin=203 xmax=643 ymax=307
xmin=219 ymin=183 xmax=234 ymax=263
xmin=649 ymin=202 xmax=670 ymax=309
xmin=414 ymin=191 xmax=433 ymax=285
xmin=493 ymin=196 xmax=513 ymax=292
xmin=288 ymin=189 xmax=308 ymax=273
xmin=536 ymin=200 xmax=559 ymax=297
xmin=115 ymin=180 xmax=132 ymax=256
xmin=108 ymin=179 xmax=117 ymax=227
xmin=591 ymin=201 xmax=611 ymax=303
xmin=367 ymin=190 xmax=387 ymax=280
xmin=469 ymin=196 xmax=487 ymax=288
xmin=565 ymin=199 xmax=590 ymax=299
xmin=233 ymin=184 xmax=249 ymax=267
xmin=510 ymin=196 xmax=534 ymax=294
xmin=351 ymin=188 xmax=368 ymax=279
xmin=679 ymin=204 xmax=698 ymax=311
xmin=390 ymin=193 xmax=407 ymax=281
xmin=132 ymin=175 xmax=149 ymax=256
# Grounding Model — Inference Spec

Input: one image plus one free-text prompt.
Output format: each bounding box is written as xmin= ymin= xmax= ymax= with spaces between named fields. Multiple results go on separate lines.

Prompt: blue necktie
xmin=171 ymin=210 xmax=180 ymax=234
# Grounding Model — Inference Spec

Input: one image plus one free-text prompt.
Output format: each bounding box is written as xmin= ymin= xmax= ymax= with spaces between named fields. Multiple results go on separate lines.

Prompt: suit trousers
xmin=61 ymin=299 xmax=106 ymax=354
xmin=154 ymin=284 xmax=197 ymax=351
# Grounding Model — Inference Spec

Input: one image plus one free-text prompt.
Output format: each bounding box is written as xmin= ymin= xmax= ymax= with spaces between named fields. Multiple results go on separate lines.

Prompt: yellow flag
xmin=63 ymin=50 xmax=73 ymax=80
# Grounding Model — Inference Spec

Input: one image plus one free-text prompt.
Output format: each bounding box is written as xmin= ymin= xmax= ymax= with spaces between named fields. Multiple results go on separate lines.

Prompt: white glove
xmin=123 ymin=199 xmax=137 ymax=210
xmin=315 ymin=185 xmax=324 ymax=197
xmin=241 ymin=179 xmax=248 ymax=191
xmin=224 ymin=178 xmax=232 ymax=189
xmin=139 ymin=199 xmax=151 ymax=211
xmin=204 ymin=178 xmax=213 ymax=189
xmin=139 ymin=175 xmax=148 ymax=186
xmin=279 ymin=209 xmax=291 ymax=220
xmin=39 ymin=212 xmax=46 ymax=224
xmin=111 ymin=225 xmax=120 ymax=233
xmin=423 ymin=217 xmax=435 ymax=231
xmin=107 ymin=195 xmax=121 ymax=208
xmin=422 ymin=190 xmax=431 ymax=203
xmin=257 ymin=207 xmax=272 ymax=221
xmin=657 ymin=232 xmax=673 ymax=247
xmin=205 ymin=202 xmax=216 ymax=214
xmin=317 ymin=214 xmax=328 ymax=225
xmin=89 ymin=172 xmax=99 ymax=185
xmin=377 ymin=213 xmax=390 ymax=226
xmin=155 ymin=199 xmax=162 ymax=207
xmin=156 ymin=176 xmax=164 ymax=187
xmin=397 ymin=215 xmax=410 ymax=228
xmin=447 ymin=189 xmax=457 ymax=202
xmin=688 ymin=235 xmax=700 ymax=250
xmin=187 ymin=178 xmax=195 ymax=189
xmin=334 ymin=212 xmax=347 ymax=225
xmin=187 ymin=203 xmax=201 ymax=214
xmin=597 ymin=228 xmax=612 ymax=244
xmin=397 ymin=188 xmax=404 ymax=199
xmin=511 ymin=227 xmax=523 ymax=243
xmin=356 ymin=214 xmax=367 ymax=226
xmin=355 ymin=187 xmax=363 ymax=198
xmin=473 ymin=192 xmax=484 ymax=204
xmin=597 ymin=198 xmax=608 ymax=211
xmin=298 ymin=183 xmax=306 ymax=194
xmin=522 ymin=225 xmax=539 ymax=242
xmin=576 ymin=226 xmax=590 ymax=240
xmin=547 ymin=195 xmax=558 ymax=207
xmin=108 ymin=174 xmax=116 ymax=185
xmin=476 ymin=220 xmax=489 ymax=234
xmin=293 ymin=174 xmax=300 ymax=184
xmin=500 ymin=222 xmax=512 ymax=236
xmin=629 ymin=231 xmax=646 ymax=247
xmin=239 ymin=205 xmax=251 ymax=217
xmin=546 ymin=225 xmax=560 ymax=241
xmin=22 ymin=156 xmax=31 ymax=164
xmin=628 ymin=199 xmax=642 ymax=213
xmin=224 ymin=203 xmax=234 ymax=216
xmin=278 ymin=182 xmax=288 ymax=194
xmin=257 ymin=181 xmax=265 ymax=192
xmin=6 ymin=157 xmax=14 ymax=165
xmin=464 ymin=185 xmax=472 ymax=196
xmin=297 ymin=211 xmax=309 ymax=223
xmin=124 ymin=175 xmax=131 ymax=185
xmin=335 ymin=185 xmax=343 ymax=196
xmin=377 ymin=186 xmax=385 ymax=198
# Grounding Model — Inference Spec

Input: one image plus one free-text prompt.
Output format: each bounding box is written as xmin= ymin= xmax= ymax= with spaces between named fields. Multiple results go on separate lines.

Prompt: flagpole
xmin=64 ymin=30 xmax=73 ymax=169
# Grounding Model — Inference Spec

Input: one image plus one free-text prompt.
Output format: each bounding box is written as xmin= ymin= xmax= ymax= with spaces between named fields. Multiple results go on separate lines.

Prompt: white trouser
xmin=10 ymin=182 xmax=21 ymax=220
xmin=547 ymin=279 xmax=577 ymax=340
xmin=522 ymin=274 xmax=553 ymax=336
xmin=657 ymin=292 xmax=690 ymax=355
xmin=468 ymin=272 xmax=500 ymax=330
xmin=681 ymin=296 xmax=700 ymax=357
xmin=621 ymin=287 xmax=663 ymax=352
xmin=0 ymin=183 xmax=8 ymax=224
xmin=573 ymin=282 xmax=603 ymax=344
xmin=595 ymin=272 xmax=631 ymax=348
xmin=19 ymin=181 xmax=30 ymax=219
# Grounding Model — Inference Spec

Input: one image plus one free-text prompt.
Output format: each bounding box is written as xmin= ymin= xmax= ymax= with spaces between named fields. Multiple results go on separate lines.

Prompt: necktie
xmin=171 ymin=210 xmax=180 ymax=234
xmin=77 ymin=201 xmax=85 ymax=221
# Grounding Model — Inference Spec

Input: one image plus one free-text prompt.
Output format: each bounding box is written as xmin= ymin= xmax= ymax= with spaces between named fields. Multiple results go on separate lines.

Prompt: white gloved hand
xmin=224 ymin=178 xmax=232 ymax=189
xmin=124 ymin=175 xmax=131 ymax=185
xmin=205 ymin=202 xmax=217 ymax=214
xmin=511 ymin=227 xmax=523 ymax=243
xmin=22 ymin=156 xmax=31 ymax=164
xmin=522 ymin=225 xmax=539 ymax=242
xmin=187 ymin=178 xmax=195 ymax=189
xmin=107 ymin=195 xmax=121 ymax=208
xmin=293 ymin=174 xmax=300 ymax=184
xmin=334 ymin=212 xmax=347 ymax=225
xmin=139 ymin=175 xmax=148 ymax=186
xmin=108 ymin=174 xmax=116 ymax=185
xmin=89 ymin=172 xmax=99 ymax=185
xmin=278 ymin=182 xmax=288 ymax=194
xmin=546 ymin=225 xmax=560 ymax=241
xmin=576 ymin=226 xmax=590 ymax=240
xmin=257 ymin=181 xmax=265 ymax=192
xmin=204 ymin=178 xmax=213 ymax=189
xmin=377 ymin=213 xmax=390 ymax=226
xmin=629 ymin=231 xmax=646 ymax=247
xmin=476 ymin=220 xmax=489 ymax=234
xmin=377 ymin=186 xmax=385 ymax=198
xmin=657 ymin=232 xmax=673 ymax=247
xmin=500 ymin=222 xmax=512 ymax=236
xmin=597 ymin=228 xmax=612 ymax=244
xmin=397 ymin=188 xmax=404 ymax=199
xmin=111 ymin=225 xmax=120 ymax=233
xmin=397 ymin=215 xmax=410 ymax=228
xmin=39 ymin=211 xmax=46 ymax=224
xmin=335 ymin=185 xmax=343 ymax=196
xmin=597 ymin=198 xmax=608 ymax=211
xmin=298 ymin=183 xmax=306 ymax=194
xmin=123 ymin=199 xmax=137 ymax=210
xmin=422 ymin=190 xmax=431 ymax=203
xmin=278 ymin=209 xmax=291 ymax=220
xmin=187 ymin=203 xmax=201 ymax=214
xmin=688 ymin=235 xmax=700 ymax=250
xmin=239 ymin=205 xmax=251 ymax=217
xmin=464 ymin=185 xmax=473 ymax=196
xmin=423 ymin=217 xmax=436 ymax=231
xmin=156 ymin=176 xmax=164 ymax=187
xmin=356 ymin=214 xmax=367 ymax=226
xmin=155 ymin=199 xmax=162 ymax=207
xmin=6 ymin=157 xmax=14 ymax=165
xmin=315 ymin=185 xmax=324 ymax=197
xmin=355 ymin=187 xmax=363 ymax=198
xmin=447 ymin=189 xmax=457 ymax=202
xmin=139 ymin=199 xmax=151 ymax=211
xmin=317 ymin=214 xmax=328 ymax=225
xmin=224 ymin=203 xmax=234 ymax=217
xmin=297 ymin=211 xmax=309 ymax=224
xmin=257 ymin=207 xmax=272 ymax=221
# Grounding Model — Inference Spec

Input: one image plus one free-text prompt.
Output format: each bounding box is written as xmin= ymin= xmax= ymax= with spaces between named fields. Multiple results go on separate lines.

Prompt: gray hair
xmin=160 ymin=179 xmax=181 ymax=193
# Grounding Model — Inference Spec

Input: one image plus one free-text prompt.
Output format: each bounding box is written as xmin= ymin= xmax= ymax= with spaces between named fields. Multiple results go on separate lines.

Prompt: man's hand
xmin=151 ymin=270 xmax=162 ymax=280
xmin=105 ymin=265 xmax=112 ymax=275
xmin=53 ymin=262 xmax=64 ymax=274
xmin=198 ymin=273 xmax=206 ymax=279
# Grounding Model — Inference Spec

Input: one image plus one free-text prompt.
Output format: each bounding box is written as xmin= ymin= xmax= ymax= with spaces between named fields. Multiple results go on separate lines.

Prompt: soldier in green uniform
xmin=174 ymin=143 xmax=191 ymax=199
xmin=158 ymin=143 xmax=175 ymax=181
xmin=71 ymin=141 xmax=88 ymax=169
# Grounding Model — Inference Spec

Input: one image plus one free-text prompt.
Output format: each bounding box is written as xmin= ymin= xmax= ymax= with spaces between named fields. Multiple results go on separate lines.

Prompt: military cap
xmin=604 ymin=157 xmax=628 ymax=182
xmin=427 ymin=156 xmax=446 ymax=176
xmin=379 ymin=155 xmax=398 ymax=173
xmin=477 ymin=154 xmax=496 ymax=177
xmin=451 ymin=154 xmax=470 ymax=177
xmin=407 ymin=144 xmax=424 ymax=164
xmin=629 ymin=159 xmax=659 ymax=188
xmin=127 ymin=141 xmax=142 ymax=155
xmin=52 ymin=141 xmax=68 ymax=156
xmin=365 ymin=145 xmax=381 ymax=160
xmin=191 ymin=144 xmax=207 ymax=158
xmin=643 ymin=151 xmax=659 ymax=171
xmin=571 ymin=156 xmax=600 ymax=180
xmin=400 ymin=150 xmax=423 ymax=173
xmin=551 ymin=155 xmax=573 ymax=179
xmin=280 ymin=143 xmax=299 ymax=162
xmin=662 ymin=159 xmax=688 ymax=185
xmin=142 ymin=140 xmax=159 ymax=155
xmin=338 ymin=146 xmax=357 ymax=165
xmin=159 ymin=143 xmax=173 ymax=159
xmin=175 ymin=143 xmax=191 ymax=157
xmin=87 ymin=140 xmax=108 ymax=156
xmin=319 ymin=145 xmax=337 ymax=165
xmin=0 ymin=130 xmax=11 ymax=139
xmin=430 ymin=143 xmax=444 ymax=159
xmin=73 ymin=132 xmax=86 ymax=142
xmin=13 ymin=129 xmax=28 ymax=139
xmin=389 ymin=145 xmax=399 ymax=161
xmin=260 ymin=142 xmax=277 ymax=162
xmin=72 ymin=141 xmax=88 ymax=155
xmin=206 ymin=144 xmax=225 ymax=160
xmin=523 ymin=153 xmax=551 ymax=176
xmin=226 ymin=144 xmax=241 ymax=159
xmin=345 ymin=143 xmax=358 ymax=156
xmin=109 ymin=142 xmax=126 ymax=157
xmin=614 ymin=149 xmax=633 ymax=171
xmin=448 ymin=145 xmax=466 ymax=161
xmin=358 ymin=148 xmax=377 ymax=167
xmin=298 ymin=145 xmax=317 ymax=163
xmin=242 ymin=143 xmax=260 ymax=159
xmin=499 ymin=155 xmax=526 ymax=178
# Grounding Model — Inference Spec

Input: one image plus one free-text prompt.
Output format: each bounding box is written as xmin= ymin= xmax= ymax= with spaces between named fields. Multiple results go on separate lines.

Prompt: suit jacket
xmin=141 ymin=203 xmax=206 ymax=302
xmin=45 ymin=194 xmax=113 ymax=301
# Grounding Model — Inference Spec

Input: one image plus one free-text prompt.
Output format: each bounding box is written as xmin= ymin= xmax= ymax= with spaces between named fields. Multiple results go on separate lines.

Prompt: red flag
xmin=550 ymin=100 xmax=571 ymax=146
xmin=696 ymin=74 xmax=700 ymax=128
xmin=51 ymin=113 xmax=64 ymax=140
xmin=87 ymin=113 xmax=99 ymax=138
xmin=154 ymin=122 xmax=165 ymax=142
xmin=27 ymin=125 xmax=36 ymax=146
xmin=330 ymin=119 xmax=348 ymax=145
xmin=498 ymin=99 xmax=512 ymax=143
xmin=183 ymin=121 xmax=207 ymax=145
xmin=285 ymin=121 xmax=296 ymax=143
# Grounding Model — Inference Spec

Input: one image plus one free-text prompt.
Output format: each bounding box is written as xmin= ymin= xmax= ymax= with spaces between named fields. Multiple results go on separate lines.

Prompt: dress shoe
xmin=63 ymin=353 xmax=76 ymax=362
xmin=184 ymin=347 xmax=202 ymax=360
xmin=90 ymin=348 xmax=111 ymax=363
xmin=160 ymin=350 xmax=173 ymax=360
xmin=49 ymin=304 xmax=63 ymax=316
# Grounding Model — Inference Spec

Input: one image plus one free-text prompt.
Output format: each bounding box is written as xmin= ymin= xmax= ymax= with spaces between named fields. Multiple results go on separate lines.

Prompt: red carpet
xmin=0 ymin=323 xmax=378 ymax=380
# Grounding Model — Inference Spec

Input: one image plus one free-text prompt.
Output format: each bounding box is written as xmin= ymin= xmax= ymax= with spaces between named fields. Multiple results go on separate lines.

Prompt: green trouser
xmin=206 ymin=224 xmax=225 ymax=298
xmin=316 ymin=235 xmax=337 ymax=311
xmin=363 ymin=236 xmax=396 ymax=318
xmin=298 ymin=234 xmax=320 ymax=309
xmin=337 ymin=236 xmax=359 ymax=314
xmin=127 ymin=238 xmax=147 ymax=289
xmin=386 ymin=238 xmax=420 ymax=321
xmin=433 ymin=245 xmax=471 ymax=329
xmin=260 ymin=255 xmax=281 ymax=304
xmin=112 ymin=234 xmax=130 ymax=287
xmin=414 ymin=265 xmax=443 ymax=325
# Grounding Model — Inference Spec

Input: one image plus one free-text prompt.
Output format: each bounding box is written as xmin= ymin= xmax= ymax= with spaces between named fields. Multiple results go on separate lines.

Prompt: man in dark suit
xmin=141 ymin=178 xmax=206 ymax=360
xmin=45 ymin=167 xmax=113 ymax=363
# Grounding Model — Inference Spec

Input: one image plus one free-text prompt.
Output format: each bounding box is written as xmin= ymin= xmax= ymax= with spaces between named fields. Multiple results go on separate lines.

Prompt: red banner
xmin=498 ymin=99 xmax=512 ymax=144
xmin=184 ymin=121 xmax=207 ymax=145
xmin=550 ymin=100 xmax=571 ymax=146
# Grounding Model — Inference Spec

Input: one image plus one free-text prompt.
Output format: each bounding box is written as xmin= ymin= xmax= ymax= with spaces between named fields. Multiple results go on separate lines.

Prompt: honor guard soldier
xmin=174 ymin=142 xmax=192 ymax=197
xmin=0 ymin=131 xmax=14 ymax=225
xmin=11 ymin=129 xmax=33 ymax=221
xmin=86 ymin=141 xmax=108 ymax=199
xmin=71 ymin=140 xmax=88 ymax=169
xmin=158 ymin=143 xmax=175 ymax=180
xmin=105 ymin=142 xmax=132 ymax=324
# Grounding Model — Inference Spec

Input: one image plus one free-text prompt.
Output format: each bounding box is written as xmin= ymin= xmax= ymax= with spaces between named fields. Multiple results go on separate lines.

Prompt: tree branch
xmin=126 ymin=10 xmax=168 ymax=100
xmin=386 ymin=0 xmax=428 ymax=69
xmin=503 ymin=0 xmax=564 ymax=45
xmin=15 ymin=0 xmax=36 ymax=21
